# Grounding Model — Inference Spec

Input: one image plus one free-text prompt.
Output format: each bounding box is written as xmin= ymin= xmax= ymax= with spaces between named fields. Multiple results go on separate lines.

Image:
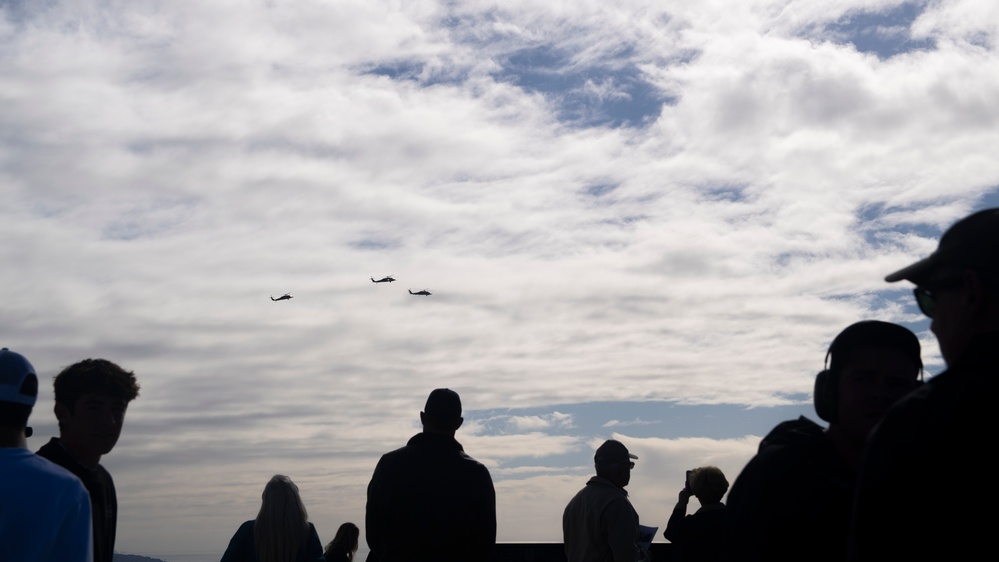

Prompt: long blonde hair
xmin=254 ymin=475 xmax=310 ymax=562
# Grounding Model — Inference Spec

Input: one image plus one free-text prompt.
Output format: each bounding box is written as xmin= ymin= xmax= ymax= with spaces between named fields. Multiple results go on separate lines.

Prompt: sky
xmin=2 ymin=0 xmax=998 ymax=559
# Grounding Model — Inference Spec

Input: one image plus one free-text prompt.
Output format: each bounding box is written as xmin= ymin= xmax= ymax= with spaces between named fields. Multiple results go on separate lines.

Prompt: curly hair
xmin=690 ymin=466 xmax=729 ymax=504
xmin=53 ymin=358 xmax=140 ymax=411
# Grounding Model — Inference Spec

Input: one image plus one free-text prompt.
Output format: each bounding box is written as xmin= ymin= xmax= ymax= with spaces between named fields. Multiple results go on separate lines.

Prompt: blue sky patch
xmin=824 ymin=1 xmax=935 ymax=59
xmin=350 ymin=238 xmax=399 ymax=251
xmin=584 ymin=183 xmax=619 ymax=197
xmin=498 ymin=46 xmax=671 ymax=128
xmin=975 ymin=185 xmax=999 ymax=209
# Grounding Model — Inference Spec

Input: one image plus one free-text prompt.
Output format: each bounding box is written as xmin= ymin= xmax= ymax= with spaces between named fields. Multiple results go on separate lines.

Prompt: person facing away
xmin=563 ymin=439 xmax=650 ymax=562
xmin=323 ymin=522 xmax=359 ymax=562
xmin=220 ymin=474 xmax=324 ymax=562
xmin=35 ymin=358 xmax=139 ymax=562
xmin=722 ymin=320 xmax=921 ymax=562
xmin=0 ymin=348 xmax=93 ymax=562
xmin=850 ymin=208 xmax=999 ymax=561
xmin=365 ymin=388 xmax=496 ymax=562
xmin=663 ymin=466 xmax=729 ymax=562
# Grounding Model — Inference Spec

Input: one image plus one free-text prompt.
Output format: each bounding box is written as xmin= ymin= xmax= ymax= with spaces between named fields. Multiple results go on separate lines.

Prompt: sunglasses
xmin=913 ymin=275 xmax=964 ymax=318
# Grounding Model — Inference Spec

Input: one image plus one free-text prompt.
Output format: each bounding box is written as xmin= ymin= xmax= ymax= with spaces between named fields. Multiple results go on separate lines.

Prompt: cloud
xmin=603 ymin=418 xmax=659 ymax=428
xmin=2 ymin=0 xmax=997 ymax=556
xmin=505 ymin=411 xmax=575 ymax=430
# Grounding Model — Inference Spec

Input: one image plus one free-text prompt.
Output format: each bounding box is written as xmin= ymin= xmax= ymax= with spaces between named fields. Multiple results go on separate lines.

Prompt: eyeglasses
xmin=913 ymin=275 xmax=963 ymax=318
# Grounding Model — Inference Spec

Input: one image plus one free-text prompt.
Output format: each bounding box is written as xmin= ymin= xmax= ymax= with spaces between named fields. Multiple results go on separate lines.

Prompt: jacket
xmin=219 ymin=520 xmax=324 ymax=562
xmin=849 ymin=332 xmax=999 ymax=561
xmin=722 ymin=417 xmax=854 ymax=562
xmin=36 ymin=438 xmax=116 ymax=562
xmin=664 ymin=502 xmax=726 ymax=562
xmin=563 ymin=476 xmax=647 ymax=562
xmin=365 ymin=432 xmax=496 ymax=562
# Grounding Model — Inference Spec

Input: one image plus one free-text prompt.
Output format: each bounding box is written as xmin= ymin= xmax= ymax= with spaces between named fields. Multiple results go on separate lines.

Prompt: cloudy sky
xmin=2 ymin=0 xmax=998 ymax=559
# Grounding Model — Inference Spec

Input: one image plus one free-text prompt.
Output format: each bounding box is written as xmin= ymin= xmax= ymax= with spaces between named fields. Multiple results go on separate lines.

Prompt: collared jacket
xmin=563 ymin=476 xmax=647 ymax=562
xmin=365 ymin=432 xmax=496 ymax=562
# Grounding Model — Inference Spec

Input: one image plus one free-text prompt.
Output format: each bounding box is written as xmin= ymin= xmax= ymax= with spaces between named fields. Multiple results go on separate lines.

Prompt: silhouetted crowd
xmin=4 ymin=208 xmax=998 ymax=562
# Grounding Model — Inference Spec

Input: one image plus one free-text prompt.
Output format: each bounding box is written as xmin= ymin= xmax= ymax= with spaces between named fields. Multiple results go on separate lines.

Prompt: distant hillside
xmin=114 ymin=554 xmax=168 ymax=562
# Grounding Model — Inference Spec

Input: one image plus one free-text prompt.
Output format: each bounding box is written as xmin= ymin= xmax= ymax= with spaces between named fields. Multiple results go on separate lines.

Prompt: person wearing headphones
xmin=721 ymin=321 xmax=922 ymax=562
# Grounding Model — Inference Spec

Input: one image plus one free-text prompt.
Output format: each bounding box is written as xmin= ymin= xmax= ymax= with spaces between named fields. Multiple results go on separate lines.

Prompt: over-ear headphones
xmin=813 ymin=350 xmax=840 ymax=424
xmin=813 ymin=321 xmax=924 ymax=424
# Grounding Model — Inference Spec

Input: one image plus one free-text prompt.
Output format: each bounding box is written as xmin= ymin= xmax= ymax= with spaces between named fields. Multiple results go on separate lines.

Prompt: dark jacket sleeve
xmin=603 ymin=496 xmax=645 ymax=562
xmin=304 ymin=523 xmax=325 ymax=561
xmin=220 ymin=521 xmax=254 ymax=562
xmin=663 ymin=499 xmax=689 ymax=543
xmin=476 ymin=465 xmax=498 ymax=561
xmin=365 ymin=456 xmax=389 ymax=560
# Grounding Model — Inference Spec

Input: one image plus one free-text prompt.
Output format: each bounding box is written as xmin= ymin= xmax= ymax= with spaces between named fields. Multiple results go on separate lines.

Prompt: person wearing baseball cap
xmin=365 ymin=389 xmax=496 ymax=561
xmin=0 ymin=348 xmax=93 ymax=562
xmin=850 ymin=209 xmax=999 ymax=561
xmin=563 ymin=439 xmax=649 ymax=562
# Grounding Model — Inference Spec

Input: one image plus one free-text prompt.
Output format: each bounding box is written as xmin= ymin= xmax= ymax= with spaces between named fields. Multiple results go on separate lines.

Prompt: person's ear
xmin=454 ymin=416 xmax=463 ymax=431
xmin=54 ymin=402 xmax=70 ymax=423
xmin=419 ymin=411 xmax=427 ymax=427
xmin=962 ymin=270 xmax=992 ymax=321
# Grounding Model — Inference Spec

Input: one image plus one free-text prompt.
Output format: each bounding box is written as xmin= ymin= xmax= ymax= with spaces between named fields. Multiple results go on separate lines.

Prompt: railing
xmin=494 ymin=542 xmax=675 ymax=561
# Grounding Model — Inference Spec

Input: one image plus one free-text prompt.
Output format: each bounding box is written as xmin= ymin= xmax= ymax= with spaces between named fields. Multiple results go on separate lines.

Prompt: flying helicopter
xmin=408 ymin=289 xmax=432 ymax=296
xmin=371 ymin=275 xmax=396 ymax=283
xmin=270 ymin=293 xmax=293 ymax=301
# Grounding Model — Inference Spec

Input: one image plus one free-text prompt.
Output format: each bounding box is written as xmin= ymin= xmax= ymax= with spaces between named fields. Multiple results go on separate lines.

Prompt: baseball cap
xmin=594 ymin=439 xmax=638 ymax=465
xmin=886 ymin=208 xmax=999 ymax=285
xmin=0 ymin=348 xmax=38 ymax=407
xmin=424 ymin=388 xmax=462 ymax=423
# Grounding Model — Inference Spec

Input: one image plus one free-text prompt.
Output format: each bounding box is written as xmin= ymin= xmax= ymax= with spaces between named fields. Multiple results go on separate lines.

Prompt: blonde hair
xmin=254 ymin=475 xmax=310 ymax=562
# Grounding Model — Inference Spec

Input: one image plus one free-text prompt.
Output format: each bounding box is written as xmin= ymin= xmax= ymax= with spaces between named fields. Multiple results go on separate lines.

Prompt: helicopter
xmin=270 ymin=293 xmax=293 ymax=301
xmin=371 ymin=275 xmax=396 ymax=283
xmin=408 ymin=289 xmax=432 ymax=296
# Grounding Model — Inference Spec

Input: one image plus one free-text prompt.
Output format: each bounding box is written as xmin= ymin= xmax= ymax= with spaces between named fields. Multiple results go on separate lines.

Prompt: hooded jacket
xmin=722 ymin=417 xmax=854 ymax=562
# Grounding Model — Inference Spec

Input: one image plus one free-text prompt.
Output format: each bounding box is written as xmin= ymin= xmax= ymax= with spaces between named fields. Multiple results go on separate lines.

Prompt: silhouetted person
xmin=324 ymin=522 xmax=359 ymax=562
xmin=36 ymin=358 xmax=140 ymax=562
xmin=851 ymin=209 xmax=999 ymax=561
xmin=563 ymin=439 xmax=650 ymax=562
xmin=1 ymin=348 xmax=93 ymax=562
xmin=365 ymin=388 xmax=496 ymax=562
xmin=664 ymin=466 xmax=728 ymax=562
xmin=723 ymin=321 xmax=921 ymax=562
xmin=220 ymin=474 xmax=324 ymax=562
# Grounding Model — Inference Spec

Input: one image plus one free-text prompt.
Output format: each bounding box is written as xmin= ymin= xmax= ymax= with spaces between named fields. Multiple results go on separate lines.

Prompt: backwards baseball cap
xmin=424 ymin=388 xmax=462 ymax=423
xmin=827 ymin=321 xmax=922 ymax=373
xmin=0 ymin=348 xmax=38 ymax=407
xmin=886 ymin=208 xmax=999 ymax=285
xmin=594 ymin=439 xmax=638 ymax=466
